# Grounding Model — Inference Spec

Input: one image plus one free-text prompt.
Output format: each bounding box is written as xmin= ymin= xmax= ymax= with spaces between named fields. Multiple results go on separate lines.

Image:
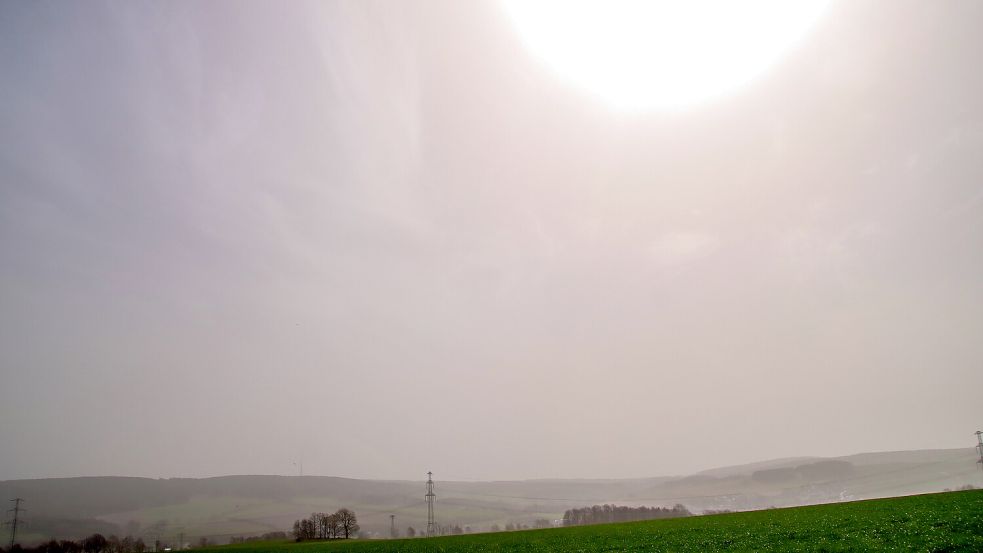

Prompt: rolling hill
xmin=2 ymin=448 xmax=979 ymax=545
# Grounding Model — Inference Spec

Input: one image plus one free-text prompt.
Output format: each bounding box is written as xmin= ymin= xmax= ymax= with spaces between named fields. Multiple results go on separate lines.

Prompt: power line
xmin=330 ymin=499 xmax=425 ymax=519
xmin=425 ymin=471 xmax=436 ymax=538
xmin=5 ymin=498 xmax=26 ymax=549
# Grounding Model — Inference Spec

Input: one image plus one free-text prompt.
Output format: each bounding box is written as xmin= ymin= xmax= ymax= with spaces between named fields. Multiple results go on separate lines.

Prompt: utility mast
xmin=425 ymin=471 xmax=437 ymax=537
xmin=390 ymin=514 xmax=396 ymax=538
xmin=975 ymin=430 xmax=983 ymax=471
xmin=6 ymin=498 xmax=25 ymax=549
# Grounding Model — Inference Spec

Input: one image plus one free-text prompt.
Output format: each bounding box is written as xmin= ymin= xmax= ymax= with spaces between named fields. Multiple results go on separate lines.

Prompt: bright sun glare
xmin=503 ymin=0 xmax=830 ymax=110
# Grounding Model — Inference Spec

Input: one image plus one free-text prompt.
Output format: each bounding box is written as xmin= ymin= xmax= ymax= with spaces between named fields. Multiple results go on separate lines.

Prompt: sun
xmin=502 ymin=0 xmax=829 ymax=110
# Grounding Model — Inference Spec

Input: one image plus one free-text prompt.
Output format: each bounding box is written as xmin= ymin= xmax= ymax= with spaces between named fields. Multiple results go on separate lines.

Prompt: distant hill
xmin=2 ymin=448 xmax=979 ymax=546
xmin=696 ymin=456 xmax=821 ymax=478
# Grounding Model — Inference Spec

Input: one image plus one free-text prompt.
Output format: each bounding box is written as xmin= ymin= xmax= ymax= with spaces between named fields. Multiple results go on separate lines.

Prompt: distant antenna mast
xmin=6 ymin=498 xmax=25 ymax=549
xmin=390 ymin=514 xmax=396 ymax=538
xmin=975 ymin=430 xmax=983 ymax=471
xmin=425 ymin=471 xmax=437 ymax=537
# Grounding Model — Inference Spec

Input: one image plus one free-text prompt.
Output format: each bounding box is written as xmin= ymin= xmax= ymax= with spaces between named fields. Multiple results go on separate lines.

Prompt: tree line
xmin=227 ymin=532 xmax=287 ymax=544
xmin=486 ymin=520 xmax=551 ymax=532
xmin=562 ymin=504 xmax=691 ymax=526
xmin=0 ymin=534 xmax=150 ymax=553
xmin=291 ymin=509 xmax=359 ymax=540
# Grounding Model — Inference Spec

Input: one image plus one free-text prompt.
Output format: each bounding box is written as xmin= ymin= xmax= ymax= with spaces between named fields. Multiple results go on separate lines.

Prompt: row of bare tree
xmin=291 ymin=509 xmax=359 ymax=540
xmin=562 ymin=504 xmax=691 ymax=526
xmin=227 ymin=532 xmax=286 ymax=544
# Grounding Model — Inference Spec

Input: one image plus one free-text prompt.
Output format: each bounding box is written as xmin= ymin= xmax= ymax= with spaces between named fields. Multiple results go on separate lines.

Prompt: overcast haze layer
xmin=1 ymin=0 xmax=982 ymax=482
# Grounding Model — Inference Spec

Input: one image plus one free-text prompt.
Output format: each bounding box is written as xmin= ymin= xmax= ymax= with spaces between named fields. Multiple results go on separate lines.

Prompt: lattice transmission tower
xmin=5 ymin=498 xmax=25 ymax=549
xmin=975 ymin=430 xmax=983 ymax=471
xmin=425 ymin=471 xmax=437 ymax=537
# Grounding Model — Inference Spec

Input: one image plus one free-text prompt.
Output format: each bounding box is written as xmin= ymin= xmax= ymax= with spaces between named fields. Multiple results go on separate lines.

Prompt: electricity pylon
xmin=425 ymin=472 xmax=437 ymax=537
xmin=6 ymin=498 xmax=25 ymax=549
xmin=975 ymin=430 xmax=983 ymax=471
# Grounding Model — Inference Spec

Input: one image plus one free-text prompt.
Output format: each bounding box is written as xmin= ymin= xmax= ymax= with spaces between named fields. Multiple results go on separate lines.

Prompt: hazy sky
xmin=1 ymin=0 xmax=982 ymax=482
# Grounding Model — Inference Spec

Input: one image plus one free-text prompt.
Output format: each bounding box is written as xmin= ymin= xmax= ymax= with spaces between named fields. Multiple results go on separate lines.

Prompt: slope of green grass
xmin=191 ymin=490 xmax=983 ymax=552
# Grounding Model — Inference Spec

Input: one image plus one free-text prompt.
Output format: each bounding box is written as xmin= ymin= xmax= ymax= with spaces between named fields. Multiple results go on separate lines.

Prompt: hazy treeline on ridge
xmin=562 ymin=504 xmax=692 ymax=526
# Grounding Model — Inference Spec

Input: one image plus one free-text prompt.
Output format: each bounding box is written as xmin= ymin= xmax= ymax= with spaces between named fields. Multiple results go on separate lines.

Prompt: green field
xmin=190 ymin=491 xmax=983 ymax=552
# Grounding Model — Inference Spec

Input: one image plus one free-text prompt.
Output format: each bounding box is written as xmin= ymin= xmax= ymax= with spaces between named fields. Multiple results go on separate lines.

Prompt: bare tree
xmin=310 ymin=513 xmax=327 ymax=539
xmin=292 ymin=519 xmax=316 ymax=541
xmin=326 ymin=513 xmax=340 ymax=539
xmin=334 ymin=509 xmax=359 ymax=539
xmin=82 ymin=535 xmax=108 ymax=553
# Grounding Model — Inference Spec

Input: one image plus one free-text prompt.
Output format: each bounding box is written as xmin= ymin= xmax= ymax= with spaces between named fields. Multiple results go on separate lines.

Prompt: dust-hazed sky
xmin=1 ymin=0 xmax=981 ymax=482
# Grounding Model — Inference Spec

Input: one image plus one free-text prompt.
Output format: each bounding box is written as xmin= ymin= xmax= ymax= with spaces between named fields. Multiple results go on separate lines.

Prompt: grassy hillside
xmin=190 ymin=490 xmax=983 ymax=552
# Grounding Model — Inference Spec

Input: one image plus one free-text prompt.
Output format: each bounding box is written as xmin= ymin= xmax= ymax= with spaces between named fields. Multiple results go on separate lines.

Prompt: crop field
xmin=189 ymin=490 xmax=983 ymax=552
